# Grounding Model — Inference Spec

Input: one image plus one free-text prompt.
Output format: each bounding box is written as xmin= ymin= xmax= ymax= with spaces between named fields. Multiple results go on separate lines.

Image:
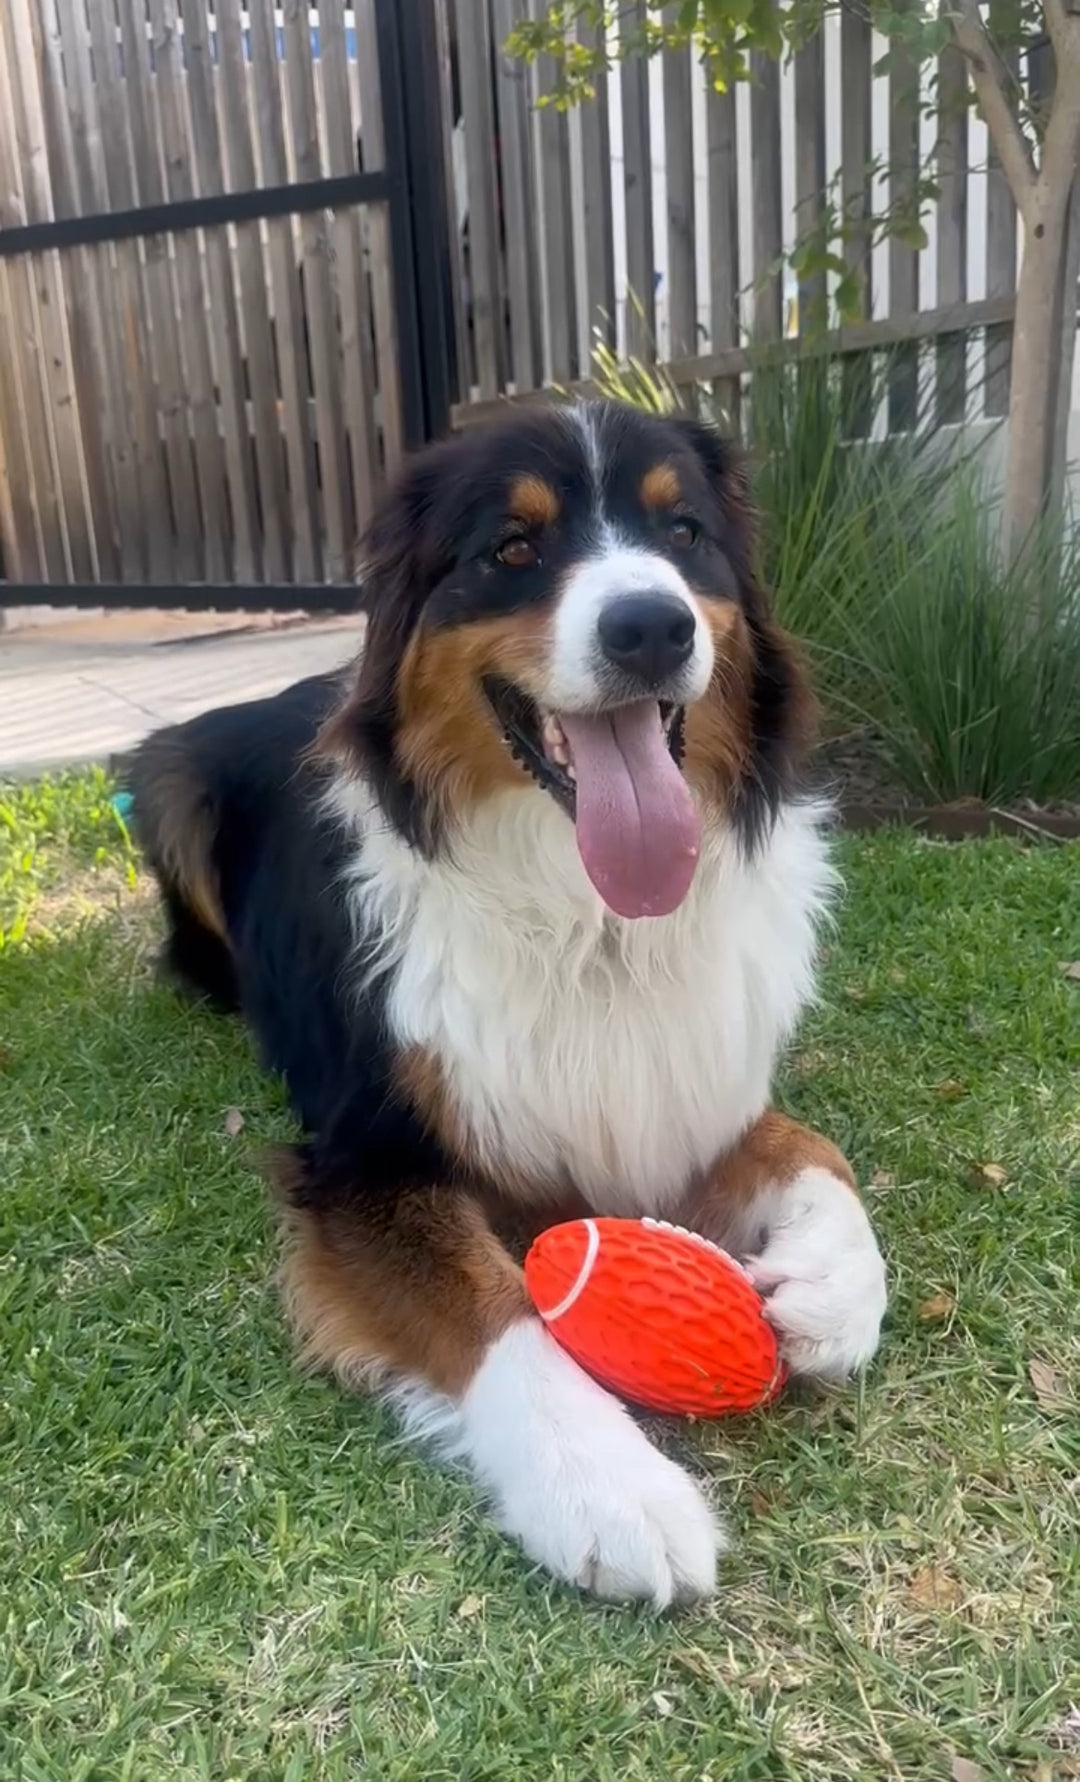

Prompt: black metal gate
xmin=0 ymin=0 xmax=457 ymax=612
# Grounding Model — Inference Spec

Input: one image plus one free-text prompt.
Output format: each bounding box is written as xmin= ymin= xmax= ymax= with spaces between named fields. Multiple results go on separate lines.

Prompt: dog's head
xmin=321 ymin=400 xmax=813 ymax=919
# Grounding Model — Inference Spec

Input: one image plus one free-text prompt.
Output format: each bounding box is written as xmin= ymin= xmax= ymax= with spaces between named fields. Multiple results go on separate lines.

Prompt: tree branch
xmin=950 ymin=0 xmax=1037 ymax=218
xmin=1043 ymin=0 xmax=1080 ymax=89
xmin=1037 ymin=46 xmax=1080 ymax=232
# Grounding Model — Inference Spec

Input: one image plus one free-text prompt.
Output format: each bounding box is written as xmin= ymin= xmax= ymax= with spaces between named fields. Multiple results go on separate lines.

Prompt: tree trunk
xmin=1002 ymin=192 xmax=1069 ymax=556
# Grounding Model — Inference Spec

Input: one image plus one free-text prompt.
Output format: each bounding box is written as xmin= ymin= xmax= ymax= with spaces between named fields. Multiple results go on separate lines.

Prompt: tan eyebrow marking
xmin=507 ymin=474 xmax=560 ymax=528
xmin=640 ymin=463 xmax=682 ymax=509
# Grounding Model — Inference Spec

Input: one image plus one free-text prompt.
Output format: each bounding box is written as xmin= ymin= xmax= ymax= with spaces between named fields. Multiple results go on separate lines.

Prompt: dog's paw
xmin=745 ymin=1167 xmax=887 ymax=1381
xmin=460 ymin=1319 xmax=721 ymax=1605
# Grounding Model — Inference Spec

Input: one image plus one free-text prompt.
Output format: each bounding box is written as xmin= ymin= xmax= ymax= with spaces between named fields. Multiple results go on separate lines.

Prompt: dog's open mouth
xmin=483 ymin=678 xmax=701 ymax=920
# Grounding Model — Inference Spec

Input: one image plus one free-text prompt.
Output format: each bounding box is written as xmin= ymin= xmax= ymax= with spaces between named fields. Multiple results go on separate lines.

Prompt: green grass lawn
xmin=1 ymin=774 xmax=1077 ymax=1782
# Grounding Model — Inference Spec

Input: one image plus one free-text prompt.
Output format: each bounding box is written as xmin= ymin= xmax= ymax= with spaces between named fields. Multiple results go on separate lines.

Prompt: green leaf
xmin=893 ymin=217 xmax=929 ymax=252
xmin=833 ymin=270 xmax=863 ymax=322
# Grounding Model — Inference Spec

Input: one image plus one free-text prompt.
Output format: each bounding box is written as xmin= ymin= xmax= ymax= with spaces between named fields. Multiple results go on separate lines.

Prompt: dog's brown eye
xmin=667 ymin=518 xmax=698 ymax=550
xmin=498 ymin=536 xmax=539 ymax=569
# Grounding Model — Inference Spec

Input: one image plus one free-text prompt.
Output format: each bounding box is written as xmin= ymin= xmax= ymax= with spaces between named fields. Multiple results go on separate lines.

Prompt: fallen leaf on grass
xmin=935 ymin=1078 xmax=967 ymax=1101
xmin=456 ymin=1593 xmax=484 ymax=1619
xmin=968 ymin=1161 xmax=1009 ymax=1190
xmin=739 ymin=1662 xmax=810 ymax=1692
xmin=870 ymin=1169 xmax=895 ymax=1189
xmin=1058 ymin=960 xmax=1080 ymax=983
xmin=651 ymin=1692 xmax=674 ymax=1717
xmin=670 ymin=1646 xmax=727 ymax=1684
xmin=918 ymin=1291 xmax=956 ymax=1323
xmin=908 ymin=1564 xmax=964 ymax=1612
xmin=950 ymin=1759 xmax=986 ymax=1782
xmin=1028 ymin=1358 xmax=1072 ymax=1414
xmin=224 ymin=1108 xmax=245 ymax=1137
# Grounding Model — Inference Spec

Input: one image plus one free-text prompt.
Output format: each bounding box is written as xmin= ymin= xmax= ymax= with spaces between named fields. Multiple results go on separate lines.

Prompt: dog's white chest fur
xmin=345 ymin=790 xmax=834 ymax=1210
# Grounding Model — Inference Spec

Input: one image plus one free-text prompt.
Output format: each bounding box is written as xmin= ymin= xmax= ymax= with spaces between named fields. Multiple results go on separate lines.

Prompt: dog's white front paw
xmin=745 ymin=1166 xmax=887 ymax=1381
xmin=460 ymin=1319 xmax=721 ymax=1605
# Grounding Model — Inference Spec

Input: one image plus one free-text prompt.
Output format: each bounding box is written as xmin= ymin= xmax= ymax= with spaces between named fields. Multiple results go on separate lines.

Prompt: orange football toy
xmin=524 ymin=1217 xmax=785 ymax=1417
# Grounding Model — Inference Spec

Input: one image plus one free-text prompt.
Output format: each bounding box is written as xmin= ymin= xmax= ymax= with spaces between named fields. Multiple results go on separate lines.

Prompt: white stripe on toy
xmin=540 ymin=1217 xmax=601 ymax=1323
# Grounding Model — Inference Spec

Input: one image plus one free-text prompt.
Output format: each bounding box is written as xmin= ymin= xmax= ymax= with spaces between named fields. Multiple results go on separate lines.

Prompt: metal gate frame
xmin=0 ymin=0 xmax=457 ymax=613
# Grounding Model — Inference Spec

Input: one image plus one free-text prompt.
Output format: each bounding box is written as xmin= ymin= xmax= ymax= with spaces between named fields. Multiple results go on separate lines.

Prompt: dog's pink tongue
xmin=559 ymin=703 xmax=701 ymax=919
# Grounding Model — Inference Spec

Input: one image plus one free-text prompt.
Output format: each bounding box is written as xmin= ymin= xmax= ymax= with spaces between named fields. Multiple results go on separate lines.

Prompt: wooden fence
xmin=0 ymin=0 xmax=404 ymax=592
xmin=0 ymin=3 xmax=1053 ymax=599
xmin=442 ymin=0 xmax=1029 ymax=435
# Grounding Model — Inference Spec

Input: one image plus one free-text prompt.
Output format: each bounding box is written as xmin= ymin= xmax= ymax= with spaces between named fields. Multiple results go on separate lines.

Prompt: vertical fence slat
xmin=0 ymin=337 xmax=26 ymax=578
xmin=888 ymin=19 xmax=920 ymax=430
xmin=115 ymin=0 xmax=200 ymax=581
xmin=0 ymin=251 xmax=61 ymax=572
xmin=0 ymin=263 xmax=43 ymax=579
xmin=985 ymin=2 xmax=1017 ymax=419
xmin=454 ymin=0 xmax=502 ymax=398
xmin=3 ymin=0 xmax=93 ymax=581
xmin=492 ymin=0 xmax=540 ymax=390
xmin=621 ymin=1 xmax=655 ymax=360
xmin=55 ymin=0 xmax=144 ymax=581
xmin=214 ymin=0 xmax=289 ymax=582
xmin=77 ymin=0 xmax=155 ymax=582
xmin=0 ymin=180 xmax=44 ymax=577
xmin=0 ymin=14 xmax=29 ymax=581
xmin=281 ymin=0 xmax=352 ymax=579
xmin=248 ymin=0 xmax=321 ymax=581
xmin=86 ymin=0 xmax=174 ymax=583
xmin=749 ymin=50 xmax=782 ymax=342
xmin=148 ymin=0 xmax=230 ymax=582
xmin=354 ymin=0 xmax=404 ymax=472
xmin=31 ymin=0 xmax=118 ymax=581
xmin=706 ymin=82 xmax=740 ymax=426
xmin=318 ymin=0 xmax=380 ymax=537
xmin=840 ymin=9 xmax=873 ymax=433
xmin=794 ymin=30 xmax=827 ymax=338
xmin=663 ymin=34 xmax=697 ymax=360
xmin=573 ymin=13 xmax=615 ymax=362
xmin=181 ymin=0 xmax=261 ymax=583
xmin=34 ymin=3 xmax=118 ymax=582
xmin=0 ymin=268 xmax=60 ymax=554
xmin=0 ymin=242 xmax=46 ymax=577
xmin=531 ymin=31 xmax=576 ymax=384
xmin=936 ymin=26 xmax=968 ymax=424
xmin=38 ymin=0 xmax=122 ymax=582
xmin=434 ymin=0 xmax=471 ymax=400
xmin=0 ymin=17 xmax=64 ymax=581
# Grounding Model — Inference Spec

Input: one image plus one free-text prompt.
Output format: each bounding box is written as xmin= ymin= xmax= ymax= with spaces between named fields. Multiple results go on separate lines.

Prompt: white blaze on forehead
xmin=547 ymin=543 xmax=715 ymax=712
xmin=566 ymin=399 xmax=605 ymax=487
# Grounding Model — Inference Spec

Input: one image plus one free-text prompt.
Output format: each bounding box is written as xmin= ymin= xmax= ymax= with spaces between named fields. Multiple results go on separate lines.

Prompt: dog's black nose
xmin=597 ymin=593 xmax=696 ymax=685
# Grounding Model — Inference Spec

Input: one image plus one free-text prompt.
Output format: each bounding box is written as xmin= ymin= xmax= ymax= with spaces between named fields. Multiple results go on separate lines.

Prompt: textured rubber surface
xmin=525 ymin=1217 xmax=785 ymax=1417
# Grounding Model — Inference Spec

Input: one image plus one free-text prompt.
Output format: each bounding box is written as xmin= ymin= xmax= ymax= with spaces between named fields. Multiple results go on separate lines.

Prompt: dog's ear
xmin=316 ymin=449 xmax=451 ymax=841
xmin=664 ymin=414 xmax=757 ymax=588
xmin=667 ymin=413 xmax=817 ymax=844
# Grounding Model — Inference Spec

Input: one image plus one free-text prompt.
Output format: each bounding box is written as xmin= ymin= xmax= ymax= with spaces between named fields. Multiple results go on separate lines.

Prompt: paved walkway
xmin=0 ymin=615 xmax=360 ymax=776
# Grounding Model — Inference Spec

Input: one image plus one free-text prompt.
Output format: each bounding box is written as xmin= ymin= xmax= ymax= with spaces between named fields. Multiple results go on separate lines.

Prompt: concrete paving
xmin=0 ymin=615 xmax=361 ymax=776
